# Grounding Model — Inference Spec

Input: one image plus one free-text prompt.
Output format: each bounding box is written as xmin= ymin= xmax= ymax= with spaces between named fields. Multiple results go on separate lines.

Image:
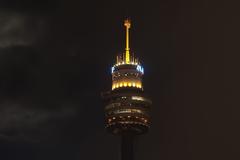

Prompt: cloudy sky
xmin=0 ymin=0 xmax=239 ymax=160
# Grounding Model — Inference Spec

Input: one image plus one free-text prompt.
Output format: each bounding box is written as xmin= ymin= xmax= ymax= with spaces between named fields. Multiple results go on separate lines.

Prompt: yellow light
xmin=135 ymin=82 xmax=142 ymax=88
xmin=132 ymin=96 xmax=145 ymax=101
xmin=124 ymin=19 xmax=131 ymax=64
xmin=124 ymin=19 xmax=131 ymax=28
xmin=113 ymin=81 xmax=143 ymax=89
xmin=126 ymin=51 xmax=130 ymax=64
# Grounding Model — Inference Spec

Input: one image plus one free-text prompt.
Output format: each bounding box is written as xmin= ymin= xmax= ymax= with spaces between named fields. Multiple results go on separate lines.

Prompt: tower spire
xmin=124 ymin=19 xmax=131 ymax=64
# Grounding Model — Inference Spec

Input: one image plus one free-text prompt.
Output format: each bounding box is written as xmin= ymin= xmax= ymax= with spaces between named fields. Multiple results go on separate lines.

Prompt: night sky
xmin=0 ymin=0 xmax=239 ymax=160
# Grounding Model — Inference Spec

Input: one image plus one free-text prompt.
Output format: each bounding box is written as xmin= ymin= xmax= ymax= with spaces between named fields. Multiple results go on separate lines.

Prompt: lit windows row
xmin=112 ymin=81 xmax=142 ymax=90
xmin=131 ymin=96 xmax=145 ymax=101
xmin=114 ymin=61 xmax=139 ymax=67
xmin=108 ymin=116 xmax=148 ymax=123
xmin=112 ymin=108 xmax=143 ymax=114
xmin=113 ymin=72 xmax=139 ymax=78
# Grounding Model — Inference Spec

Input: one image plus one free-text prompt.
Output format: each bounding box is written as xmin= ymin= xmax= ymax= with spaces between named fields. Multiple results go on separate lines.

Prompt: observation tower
xmin=102 ymin=19 xmax=152 ymax=160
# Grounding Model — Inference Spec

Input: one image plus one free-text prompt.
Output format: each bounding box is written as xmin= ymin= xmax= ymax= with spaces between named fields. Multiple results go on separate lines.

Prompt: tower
xmin=102 ymin=19 xmax=151 ymax=160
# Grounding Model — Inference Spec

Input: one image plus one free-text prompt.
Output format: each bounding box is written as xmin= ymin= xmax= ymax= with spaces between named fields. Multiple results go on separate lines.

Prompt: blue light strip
xmin=111 ymin=67 xmax=115 ymax=73
xmin=136 ymin=65 xmax=144 ymax=74
xmin=111 ymin=64 xmax=144 ymax=74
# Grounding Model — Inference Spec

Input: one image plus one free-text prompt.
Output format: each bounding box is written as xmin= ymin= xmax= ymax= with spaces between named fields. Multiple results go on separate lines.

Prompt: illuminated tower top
xmin=111 ymin=19 xmax=144 ymax=91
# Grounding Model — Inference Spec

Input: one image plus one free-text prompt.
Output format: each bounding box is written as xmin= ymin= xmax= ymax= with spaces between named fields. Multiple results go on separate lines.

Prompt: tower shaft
xmin=121 ymin=134 xmax=134 ymax=160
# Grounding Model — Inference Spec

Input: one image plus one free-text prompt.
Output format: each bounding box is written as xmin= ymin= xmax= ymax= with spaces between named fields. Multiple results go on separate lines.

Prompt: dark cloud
xmin=0 ymin=44 xmax=101 ymax=143
xmin=0 ymin=12 xmax=47 ymax=47
xmin=0 ymin=0 xmax=101 ymax=145
xmin=0 ymin=102 xmax=78 ymax=142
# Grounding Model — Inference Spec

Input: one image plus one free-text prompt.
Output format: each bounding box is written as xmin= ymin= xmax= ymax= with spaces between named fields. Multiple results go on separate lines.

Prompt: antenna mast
xmin=124 ymin=19 xmax=131 ymax=64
